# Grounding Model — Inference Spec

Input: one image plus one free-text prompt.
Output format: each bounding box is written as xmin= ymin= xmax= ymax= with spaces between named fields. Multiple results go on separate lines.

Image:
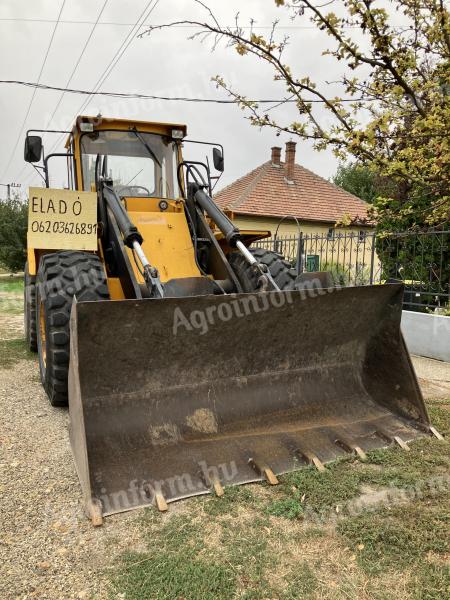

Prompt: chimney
xmin=271 ymin=146 xmax=281 ymax=167
xmin=284 ymin=140 xmax=296 ymax=184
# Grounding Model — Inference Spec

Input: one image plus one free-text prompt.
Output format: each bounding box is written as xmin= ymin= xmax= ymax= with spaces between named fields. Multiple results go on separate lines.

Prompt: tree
xmin=0 ymin=197 xmax=27 ymax=273
xmin=333 ymin=162 xmax=380 ymax=203
xmin=142 ymin=0 xmax=450 ymax=231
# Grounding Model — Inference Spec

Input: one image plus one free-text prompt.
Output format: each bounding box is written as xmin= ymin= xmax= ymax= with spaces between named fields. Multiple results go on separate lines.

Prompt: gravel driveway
xmin=1 ymin=310 xmax=449 ymax=599
xmin=0 ymin=315 xmax=143 ymax=600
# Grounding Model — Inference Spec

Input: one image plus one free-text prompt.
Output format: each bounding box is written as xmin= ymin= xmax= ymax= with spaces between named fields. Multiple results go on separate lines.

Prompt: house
xmin=214 ymin=141 xmax=373 ymax=239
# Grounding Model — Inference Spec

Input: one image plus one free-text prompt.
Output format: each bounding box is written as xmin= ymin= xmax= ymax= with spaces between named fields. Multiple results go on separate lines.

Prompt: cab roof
xmin=68 ymin=115 xmax=187 ymax=145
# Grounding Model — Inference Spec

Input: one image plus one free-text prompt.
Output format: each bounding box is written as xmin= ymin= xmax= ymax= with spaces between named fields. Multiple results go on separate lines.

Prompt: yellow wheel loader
xmin=23 ymin=116 xmax=437 ymax=525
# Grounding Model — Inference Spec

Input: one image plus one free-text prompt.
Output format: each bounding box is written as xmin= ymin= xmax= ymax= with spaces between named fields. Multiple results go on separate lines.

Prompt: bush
xmin=321 ymin=261 xmax=351 ymax=286
xmin=0 ymin=198 xmax=27 ymax=273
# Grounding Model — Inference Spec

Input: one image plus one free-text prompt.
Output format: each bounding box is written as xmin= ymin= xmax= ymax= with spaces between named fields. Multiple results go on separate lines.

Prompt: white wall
xmin=402 ymin=311 xmax=450 ymax=362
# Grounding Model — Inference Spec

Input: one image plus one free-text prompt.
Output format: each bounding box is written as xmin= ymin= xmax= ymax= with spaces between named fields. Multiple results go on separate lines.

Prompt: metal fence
xmin=255 ymin=229 xmax=450 ymax=311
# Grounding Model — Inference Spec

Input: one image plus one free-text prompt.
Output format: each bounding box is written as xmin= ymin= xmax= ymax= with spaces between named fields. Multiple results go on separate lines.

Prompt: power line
xmin=15 ymin=0 xmax=109 ymax=183
xmin=0 ymin=17 xmax=414 ymax=30
xmin=47 ymin=0 xmax=160 ymax=156
xmin=0 ymin=80 xmax=369 ymax=104
xmin=44 ymin=0 xmax=110 ymax=129
xmin=22 ymin=0 xmax=160 ymax=189
xmin=0 ymin=0 xmax=66 ymax=181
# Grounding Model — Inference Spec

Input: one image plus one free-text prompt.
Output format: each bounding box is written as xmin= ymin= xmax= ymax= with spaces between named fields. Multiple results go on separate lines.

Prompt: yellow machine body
xmin=27 ymin=116 xmax=270 ymax=297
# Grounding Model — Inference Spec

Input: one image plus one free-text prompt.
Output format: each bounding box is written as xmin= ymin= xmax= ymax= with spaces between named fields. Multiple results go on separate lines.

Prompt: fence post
xmin=296 ymin=232 xmax=303 ymax=276
xmin=369 ymin=233 xmax=376 ymax=285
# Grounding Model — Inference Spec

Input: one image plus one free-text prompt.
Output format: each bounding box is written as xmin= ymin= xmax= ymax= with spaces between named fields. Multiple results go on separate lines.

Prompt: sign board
xmin=28 ymin=188 xmax=97 ymax=251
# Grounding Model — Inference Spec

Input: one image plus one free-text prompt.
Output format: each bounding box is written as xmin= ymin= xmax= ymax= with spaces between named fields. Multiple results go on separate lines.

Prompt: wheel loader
xmin=23 ymin=116 xmax=438 ymax=525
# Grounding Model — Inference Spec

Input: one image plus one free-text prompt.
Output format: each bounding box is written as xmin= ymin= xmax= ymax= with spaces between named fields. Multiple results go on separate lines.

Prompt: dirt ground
xmin=1 ymin=307 xmax=449 ymax=600
xmin=413 ymin=354 xmax=450 ymax=399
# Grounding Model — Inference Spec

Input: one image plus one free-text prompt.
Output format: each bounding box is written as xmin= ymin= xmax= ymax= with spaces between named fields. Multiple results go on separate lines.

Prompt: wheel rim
xmin=39 ymin=300 xmax=47 ymax=368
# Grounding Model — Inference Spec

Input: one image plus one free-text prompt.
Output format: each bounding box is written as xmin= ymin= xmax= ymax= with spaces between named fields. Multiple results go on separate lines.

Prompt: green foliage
xmin=320 ymin=261 xmax=351 ymax=286
xmin=152 ymin=1 xmax=450 ymax=230
xmin=333 ymin=162 xmax=379 ymax=203
xmin=427 ymin=404 xmax=450 ymax=437
xmin=374 ymin=231 xmax=449 ymax=309
xmin=0 ymin=197 xmax=27 ymax=273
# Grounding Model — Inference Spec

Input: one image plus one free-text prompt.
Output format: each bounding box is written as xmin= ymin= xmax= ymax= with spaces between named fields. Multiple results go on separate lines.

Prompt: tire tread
xmin=36 ymin=251 xmax=109 ymax=407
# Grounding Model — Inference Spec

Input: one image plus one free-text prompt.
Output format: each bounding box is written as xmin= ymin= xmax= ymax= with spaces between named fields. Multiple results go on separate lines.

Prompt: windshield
xmin=80 ymin=130 xmax=180 ymax=198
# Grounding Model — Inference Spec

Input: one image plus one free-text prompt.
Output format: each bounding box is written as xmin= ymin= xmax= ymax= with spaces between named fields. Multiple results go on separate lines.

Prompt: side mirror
xmin=212 ymin=147 xmax=224 ymax=172
xmin=24 ymin=135 xmax=43 ymax=163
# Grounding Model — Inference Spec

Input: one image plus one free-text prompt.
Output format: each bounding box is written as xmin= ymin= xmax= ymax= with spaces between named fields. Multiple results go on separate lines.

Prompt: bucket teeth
xmin=198 ymin=465 xmax=225 ymax=497
xmin=155 ymin=491 xmax=168 ymax=512
xmin=201 ymin=471 xmax=225 ymax=497
xmin=86 ymin=498 xmax=103 ymax=527
xmin=376 ymin=429 xmax=410 ymax=451
xmin=353 ymin=446 xmax=367 ymax=461
xmin=212 ymin=478 xmax=225 ymax=497
xmin=335 ymin=438 xmax=367 ymax=461
xmin=429 ymin=426 xmax=444 ymax=441
xmin=249 ymin=459 xmax=279 ymax=485
xmin=394 ymin=435 xmax=410 ymax=451
xmin=310 ymin=455 xmax=326 ymax=472
xmin=295 ymin=449 xmax=326 ymax=472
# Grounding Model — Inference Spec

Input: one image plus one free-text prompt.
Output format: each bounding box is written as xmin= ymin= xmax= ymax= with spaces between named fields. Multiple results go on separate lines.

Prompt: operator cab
xmin=80 ymin=128 xmax=180 ymax=199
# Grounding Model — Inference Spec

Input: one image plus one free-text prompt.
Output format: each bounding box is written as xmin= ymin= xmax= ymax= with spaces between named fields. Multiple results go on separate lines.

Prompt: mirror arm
xmin=211 ymin=172 xmax=223 ymax=193
xmin=31 ymin=164 xmax=46 ymax=184
xmin=205 ymin=156 xmax=213 ymax=195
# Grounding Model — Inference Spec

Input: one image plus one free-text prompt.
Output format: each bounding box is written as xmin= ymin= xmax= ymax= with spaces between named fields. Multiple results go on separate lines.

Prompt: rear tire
xmin=229 ymin=247 xmax=296 ymax=292
xmin=24 ymin=262 xmax=37 ymax=352
xmin=36 ymin=251 xmax=109 ymax=407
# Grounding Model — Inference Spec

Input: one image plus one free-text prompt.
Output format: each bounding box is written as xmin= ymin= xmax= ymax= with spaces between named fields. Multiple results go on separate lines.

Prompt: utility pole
xmin=0 ymin=182 xmax=21 ymax=199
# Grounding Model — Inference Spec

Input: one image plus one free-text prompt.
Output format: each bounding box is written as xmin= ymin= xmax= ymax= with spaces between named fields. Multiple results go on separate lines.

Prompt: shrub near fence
xmin=255 ymin=230 xmax=449 ymax=311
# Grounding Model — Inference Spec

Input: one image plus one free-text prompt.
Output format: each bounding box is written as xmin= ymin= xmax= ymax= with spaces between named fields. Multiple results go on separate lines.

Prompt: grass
xmin=0 ymin=276 xmax=24 ymax=314
xmin=201 ymin=484 xmax=256 ymax=516
xmin=338 ymin=493 xmax=450 ymax=575
xmin=264 ymin=432 xmax=450 ymax=522
xmin=0 ymin=338 xmax=34 ymax=368
xmin=0 ymin=276 xmax=24 ymax=294
xmin=109 ymin=402 xmax=450 ymax=600
xmin=110 ymin=513 xmax=237 ymax=600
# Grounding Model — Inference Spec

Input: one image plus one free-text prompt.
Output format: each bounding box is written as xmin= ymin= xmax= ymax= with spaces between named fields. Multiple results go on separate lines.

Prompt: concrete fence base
xmin=401 ymin=311 xmax=450 ymax=362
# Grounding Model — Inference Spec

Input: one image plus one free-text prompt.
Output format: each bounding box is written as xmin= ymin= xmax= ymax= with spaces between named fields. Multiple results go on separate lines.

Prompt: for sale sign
xmin=28 ymin=188 xmax=97 ymax=251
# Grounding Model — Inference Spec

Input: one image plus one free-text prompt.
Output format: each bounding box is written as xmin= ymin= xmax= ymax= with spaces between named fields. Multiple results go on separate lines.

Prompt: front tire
xmin=36 ymin=251 xmax=109 ymax=407
xmin=229 ymin=247 xmax=296 ymax=292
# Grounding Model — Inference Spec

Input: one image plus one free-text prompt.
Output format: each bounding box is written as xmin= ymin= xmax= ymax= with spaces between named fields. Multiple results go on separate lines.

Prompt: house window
xmin=327 ymin=227 xmax=335 ymax=240
xmin=358 ymin=230 xmax=366 ymax=242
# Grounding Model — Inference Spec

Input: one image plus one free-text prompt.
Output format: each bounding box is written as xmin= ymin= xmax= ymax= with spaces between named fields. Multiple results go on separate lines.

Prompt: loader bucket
xmin=68 ymin=283 xmax=431 ymax=521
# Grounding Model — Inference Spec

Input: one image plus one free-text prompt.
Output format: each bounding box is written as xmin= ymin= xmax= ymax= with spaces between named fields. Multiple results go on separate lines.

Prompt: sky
xmin=0 ymin=0 xmax=368 ymax=196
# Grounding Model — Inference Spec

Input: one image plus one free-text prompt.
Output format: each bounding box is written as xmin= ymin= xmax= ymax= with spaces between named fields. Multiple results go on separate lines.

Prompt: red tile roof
xmin=214 ymin=160 xmax=371 ymax=225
